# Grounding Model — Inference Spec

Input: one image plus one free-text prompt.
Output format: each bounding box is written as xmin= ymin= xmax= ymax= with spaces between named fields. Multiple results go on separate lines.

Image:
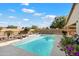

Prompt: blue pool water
xmin=14 ymin=35 xmax=55 ymax=56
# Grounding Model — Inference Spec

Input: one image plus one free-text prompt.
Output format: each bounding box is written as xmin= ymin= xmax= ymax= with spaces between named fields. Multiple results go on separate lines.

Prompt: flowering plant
xmin=58 ymin=36 xmax=79 ymax=56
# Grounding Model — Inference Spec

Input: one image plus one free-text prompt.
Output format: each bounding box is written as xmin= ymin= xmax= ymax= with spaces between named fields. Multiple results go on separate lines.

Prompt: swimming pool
xmin=13 ymin=35 xmax=56 ymax=56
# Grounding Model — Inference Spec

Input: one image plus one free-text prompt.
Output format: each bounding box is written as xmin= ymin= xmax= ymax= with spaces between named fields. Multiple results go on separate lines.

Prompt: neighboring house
xmin=64 ymin=3 xmax=79 ymax=36
xmin=0 ymin=28 xmax=23 ymax=36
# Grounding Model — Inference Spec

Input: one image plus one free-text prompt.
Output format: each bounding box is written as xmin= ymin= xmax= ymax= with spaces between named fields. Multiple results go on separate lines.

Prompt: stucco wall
xmin=66 ymin=4 xmax=79 ymax=35
xmin=76 ymin=20 xmax=79 ymax=35
xmin=66 ymin=4 xmax=79 ymax=27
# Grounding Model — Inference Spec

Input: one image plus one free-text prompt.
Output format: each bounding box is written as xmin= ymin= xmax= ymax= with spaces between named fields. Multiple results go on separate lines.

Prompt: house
xmin=0 ymin=27 xmax=23 ymax=36
xmin=64 ymin=3 xmax=79 ymax=36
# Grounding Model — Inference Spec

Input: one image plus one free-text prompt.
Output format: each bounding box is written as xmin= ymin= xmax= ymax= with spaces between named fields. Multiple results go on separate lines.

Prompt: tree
xmin=7 ymin=25 xmax=17 ymax=29
xmin=46 ymin=27 xmax=49 ymax=29
xmin=19 ymin=27 xmax=30 ymax=34
xmin=50 ymin=16 xmax=66 ymax=29
xmin=31 ymin=25 xmax=38 ymax=29
xmin=24 ymin=27 xmax=30 ymax=33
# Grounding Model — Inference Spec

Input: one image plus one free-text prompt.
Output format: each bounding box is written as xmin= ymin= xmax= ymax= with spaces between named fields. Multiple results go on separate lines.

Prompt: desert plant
xmin=4 ymin=31 xmax=13 ymax=38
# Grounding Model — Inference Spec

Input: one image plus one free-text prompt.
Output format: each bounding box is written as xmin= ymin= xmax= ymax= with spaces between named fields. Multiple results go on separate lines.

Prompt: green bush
xmin=75 ymin=44 xmax=79 ymax=51
xmin=61 ymin=36 xmax=74 ymax=47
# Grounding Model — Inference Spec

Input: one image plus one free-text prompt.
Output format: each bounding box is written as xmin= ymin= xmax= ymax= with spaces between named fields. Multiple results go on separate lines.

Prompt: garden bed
xmin=58 ymin=35 xmax=79 ymax=56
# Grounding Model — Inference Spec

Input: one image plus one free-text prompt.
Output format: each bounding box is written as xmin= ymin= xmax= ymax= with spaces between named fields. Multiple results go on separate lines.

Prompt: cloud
xmin=8 ymin=16 xmax=16 ymax=19
xmin=22 ymin=8 xmax=35 ymax=13
xmin=0 ymin=13 xmax=2 ymax=16
xmin=42 ymin=15 xmax=56 ymax=22
xmin=38 ymin=23 xmax=49 ymax=28
xmin=21 ymin=3 xmax=29 ymax=6
xmin=8 ymin=9 xmax=15 ymax=12
xmin=43 ymin=15 xmax=56 ymax=19
xmin=23 ymin=18 xmax=29 ymax=21
xmin=0 ymin=22 xmax=9 ymax=27
xmin=33 ymin=13 xmax=43 ymax=16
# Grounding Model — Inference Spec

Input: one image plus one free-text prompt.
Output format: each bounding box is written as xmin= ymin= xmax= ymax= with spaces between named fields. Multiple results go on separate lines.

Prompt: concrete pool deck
xmin=0 ymin=34 xmax=40 ymax=47
xmin=51 ymin=35 xmax=65 ymax=56
xmin=0 ymin=35 xmax=65 ymax=56
xmin=0 ymin=45 xmax=36 ymax=56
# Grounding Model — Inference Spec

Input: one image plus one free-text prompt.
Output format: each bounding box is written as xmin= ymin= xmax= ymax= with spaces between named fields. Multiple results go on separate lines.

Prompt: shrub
xmin=61 ymin=36 xmax=74 ymax=47
xmin=59 ymin=36 xmax=79 ymax=56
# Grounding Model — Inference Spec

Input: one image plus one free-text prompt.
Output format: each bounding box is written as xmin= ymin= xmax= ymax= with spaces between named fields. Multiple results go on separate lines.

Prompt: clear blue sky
xmin=0 ymin=3 xmax=72 ymax=28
